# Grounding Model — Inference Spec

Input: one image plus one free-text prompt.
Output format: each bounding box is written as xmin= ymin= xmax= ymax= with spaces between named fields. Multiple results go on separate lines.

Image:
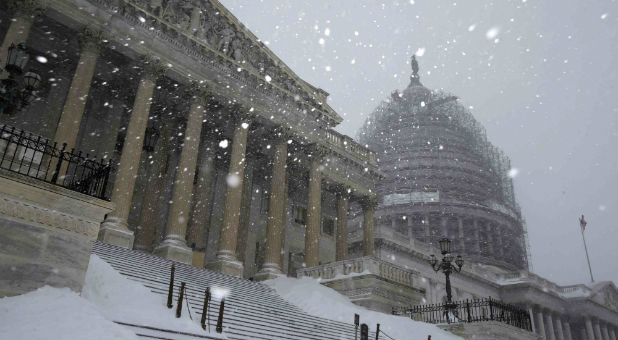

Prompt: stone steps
xmin=92 ymin=242 xmax=376 ymax=340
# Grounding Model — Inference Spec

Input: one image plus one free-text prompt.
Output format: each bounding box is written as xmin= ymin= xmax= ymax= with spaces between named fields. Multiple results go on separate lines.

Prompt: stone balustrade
xmin=325 ymin=129 xmax=377 ymax=166
xmin=297 ymin=256 xmax=418 ymax=287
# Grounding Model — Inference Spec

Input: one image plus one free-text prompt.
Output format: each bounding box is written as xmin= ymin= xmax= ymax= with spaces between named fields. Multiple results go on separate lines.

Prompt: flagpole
xmin=579 ymin=215 xmax=594 ymax=283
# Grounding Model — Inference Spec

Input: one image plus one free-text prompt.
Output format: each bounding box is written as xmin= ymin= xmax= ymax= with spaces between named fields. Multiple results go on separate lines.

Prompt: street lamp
xmin=0 ymin=43 xmax=43 ymax=116
xmin=429 ymin=237 xmax=464 ymax=306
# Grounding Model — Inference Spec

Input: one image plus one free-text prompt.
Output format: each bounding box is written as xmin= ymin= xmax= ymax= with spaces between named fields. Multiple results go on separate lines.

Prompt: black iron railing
xmin=393 ymin=297 xmax=532 ymax=331
xmin=0 ymin=124 xmax=113 ymax=200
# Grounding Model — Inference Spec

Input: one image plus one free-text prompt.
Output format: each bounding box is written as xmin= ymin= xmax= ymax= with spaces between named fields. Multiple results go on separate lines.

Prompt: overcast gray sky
xmin=219 ymin=0 xmax=618 ymax=286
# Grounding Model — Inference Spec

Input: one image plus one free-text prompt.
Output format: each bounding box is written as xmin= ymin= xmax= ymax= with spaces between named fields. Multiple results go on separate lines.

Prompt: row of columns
xmin=530 ymin=305 xmax=617 ymax=340
xmin=532 ymin=306 xmax=573 ymax=340
xmin=2 ymin=11 xmax=379 ymax=277
xmin=584 ymin=316 xmax=617 ymax=340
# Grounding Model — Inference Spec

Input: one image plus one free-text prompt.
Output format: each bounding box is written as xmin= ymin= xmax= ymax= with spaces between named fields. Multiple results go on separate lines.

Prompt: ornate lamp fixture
xmin=429 ymin=237 xmax=464 ymax=306
xmin=0 ymin=43 xmax=42 ymax=116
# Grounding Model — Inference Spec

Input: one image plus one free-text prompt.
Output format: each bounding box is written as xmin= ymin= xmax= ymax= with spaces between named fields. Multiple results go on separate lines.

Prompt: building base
xmin=254 ymin=263 xmax=283 ymax=281
xmin=439 ymin=321 xmax=541 ymax=340
xmin=191 ymin=251 xmax=205 ymax=268
xmin=153 ymin=237 xmax=193 ymax=264
xmin=98 ymin=218 xmax=134 ymax=249
xmin=206 ymin=251 xmax=244 ymax=277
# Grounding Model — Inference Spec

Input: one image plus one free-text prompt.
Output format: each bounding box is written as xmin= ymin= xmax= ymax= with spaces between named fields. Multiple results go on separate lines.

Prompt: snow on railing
xmin=297 ymin=256 xmax=419 ymax=287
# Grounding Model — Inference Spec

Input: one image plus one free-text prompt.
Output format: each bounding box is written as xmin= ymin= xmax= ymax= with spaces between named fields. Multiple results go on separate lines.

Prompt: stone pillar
xmin=133 ymin=125 xmax=170 ymax=251
xmin=440 ymin=216 xmax=448 ymax=237
xmin=594 ymin=320 xmax=603 ymax=340
xmin=585 ymin=317 xmax=595 ymax=340
xmin=361 ymin=197 xmax=377 ymax=256
xmin=609 ymin=327 xmax=616 ymax=340
xmin=235 ymin=159 xmax=254 ymax=264
xmin=154 ymin=85 xmax=208 ymax=263
xmin=546 ymin=311 xmax=556 ymax=340
xmin=0 ymin=0 xmax=44 ymax=71
xmin=256 ymin=136 xmax=288 ymax=279
xmin=528 ymin=306 xmax=537 ymax=334
xmin=537 ymin=309 xmax=547 ymax=339
xmin=473 ymin=218 xmax=481 ymax=255
xmin=52 ymin=28 xmax=101 ymax=152
xmin=486 ymin=223 xmax=495 ymax=257
xmin=424 ymin=214 xmax=431 ymax=244
xmin=99 ymin=57 xmax=165 ymax=248
xmin=555 ymin=316 xmax=565 ymax=340
xmin=207 ymin=112 xmax=250 ymax=277
xmin=186 ymin=137 xmax=216 ymax=251
xmin=457 ymin=217 xmax=465 ymax=253
xmin=304 ymin=155 xmax=322 ymax=268
xmin=563 ymin=319 xmax=573 ymax=340
xmin=335 ymin=189 xmax=350 ymax=261
xmin=602 ymin=324 xmax=610 ymax=340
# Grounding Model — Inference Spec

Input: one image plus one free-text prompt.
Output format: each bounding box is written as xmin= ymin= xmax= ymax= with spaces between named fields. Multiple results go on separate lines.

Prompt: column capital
xmin=184 ymin=81 xmax=211 ymax=106
xmin=307 ymin=143 xmax=330 ymax=161
xmin=360 ymin=195 xmax=379 ymax=209
xmin=333 ymin=185 xmax=353 ymax=199
xmin=78 ymin=26 xmax=104 ymax=54
xmin=9 ymin=0 xmax=46 ymax=19
xmin=140 ymin=54 xmax=167 ymax=81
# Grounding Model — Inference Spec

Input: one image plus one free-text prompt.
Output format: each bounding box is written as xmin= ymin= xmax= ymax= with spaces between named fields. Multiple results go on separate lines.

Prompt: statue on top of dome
xmin=411 ymin=55 xmax=419 ymax=77
xmin=409 ymin=55 xmax=422 ymax=86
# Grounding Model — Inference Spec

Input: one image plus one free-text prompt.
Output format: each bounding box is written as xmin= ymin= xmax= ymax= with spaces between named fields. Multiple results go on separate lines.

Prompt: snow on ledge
xmin=264 ymin=275 xmax=462 ymax=340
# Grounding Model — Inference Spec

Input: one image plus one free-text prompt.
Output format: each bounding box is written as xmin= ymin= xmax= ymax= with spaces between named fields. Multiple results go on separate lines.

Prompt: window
xmin=322 ymin=217 xmax=335 ymax=236
xmin=294 ymin=206 xmax=306 ymax=225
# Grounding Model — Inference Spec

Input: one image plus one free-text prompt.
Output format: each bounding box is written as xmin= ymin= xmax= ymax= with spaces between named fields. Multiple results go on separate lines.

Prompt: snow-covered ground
xmin=0 ymin=255 xmax=221 ymax=340
xmin=264 ymin=275 xmax=463 ymax=340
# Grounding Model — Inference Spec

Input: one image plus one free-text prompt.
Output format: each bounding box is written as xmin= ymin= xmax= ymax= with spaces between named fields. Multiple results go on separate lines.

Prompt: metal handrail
xmin=0 ymin=124 xmax=113 ymax=200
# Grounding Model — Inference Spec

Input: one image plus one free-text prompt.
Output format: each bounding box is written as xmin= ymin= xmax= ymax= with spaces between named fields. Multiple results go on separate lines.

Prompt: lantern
xmin=5 ymin=43 xmax=30 ymax=75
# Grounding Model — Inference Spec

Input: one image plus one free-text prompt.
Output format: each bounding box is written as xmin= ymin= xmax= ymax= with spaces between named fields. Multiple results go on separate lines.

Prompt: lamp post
xmin=429 ymin=237 xmax=464 ymax=306
xmin=0 ymin=43 xmax=42 ymax=116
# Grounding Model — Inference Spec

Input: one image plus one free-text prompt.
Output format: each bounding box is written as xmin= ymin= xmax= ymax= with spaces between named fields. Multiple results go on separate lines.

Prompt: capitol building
xmin=0 ymin=0 xmax=616 ymax=339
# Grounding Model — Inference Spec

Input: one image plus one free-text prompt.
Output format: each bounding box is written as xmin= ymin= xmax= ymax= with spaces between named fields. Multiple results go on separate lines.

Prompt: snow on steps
xmin=92 ymin=241 xmax=377 ymax=340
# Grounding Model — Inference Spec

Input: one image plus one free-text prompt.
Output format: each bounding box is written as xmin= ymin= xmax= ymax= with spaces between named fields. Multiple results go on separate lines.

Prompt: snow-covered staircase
xmin=92 ymin=241 xmax=376 ymax=340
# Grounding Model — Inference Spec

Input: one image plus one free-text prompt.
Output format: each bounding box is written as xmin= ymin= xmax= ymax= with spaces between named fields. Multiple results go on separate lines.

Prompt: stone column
xmin=555 ymin=316 xmax=565 ymax=340
xmin=457 ymin=217 xmax=465 ymax=253
xmin=594 ymin=320 xmax=603 ymax=340
xmin=609 ymin=327 xmax=616 ymax=340
xmin=473 ymin=218 xmax=481 ymax=255
xmin=304 ymin=155 xmax=323 ymax=268
xmin=361 ymin=197 xmax=377 ymax=256
xmin=424 ymin=214 xmax=431 ymax=244
xmin=52 ymin=28 xmax=101 ymax=152
xmin=207 ymin=112 xmax=251 ymax=277
xmin=537 ymin=309 xmax=547 ymax=339
xmin=99 ymin=57 xmax=165 ymax=248
xmin=335 ymin=188 xmax=350 ymax=261
xmin=0 ymin=0 xmax=44 ymax=71
xmin=528 ymin=306 xmax=537 ymax=334
xmin=154 ymin=84 xmax=208 ymax=263
xmin=546 ymin=311 xmax=557 ymax=340
xmin=133 ymin=125 xmax=170 ymax=252
xmin=256 ymin=136 xmax=288 ymax=279
xmin=486 ymin=223 xmax=495 ymax=257
xmin=585 ymin=317 xmax=595 ymax=340
xmin=602 ymin=324 xmax=610 ymax=340
xmin=563 ymin=319 xmax=573 ymax=340
xmin=186 ymin=137 xmax=216 ymax=252
xmin=236 ymin=159 xmax=254 ymax=264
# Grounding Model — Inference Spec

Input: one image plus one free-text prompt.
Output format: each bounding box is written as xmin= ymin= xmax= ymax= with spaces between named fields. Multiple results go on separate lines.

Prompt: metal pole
xmin=581 ymin=228 xmax=594 ymax=282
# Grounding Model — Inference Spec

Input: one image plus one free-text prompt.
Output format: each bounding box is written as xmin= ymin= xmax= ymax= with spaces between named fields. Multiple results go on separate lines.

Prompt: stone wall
xmin=0 ymin=170 xmax=113 ymax=296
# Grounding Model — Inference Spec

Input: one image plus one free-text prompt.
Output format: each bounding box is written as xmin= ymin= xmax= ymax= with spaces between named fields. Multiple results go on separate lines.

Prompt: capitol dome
xmin=359 ymin=57 xmax=529 ymax=270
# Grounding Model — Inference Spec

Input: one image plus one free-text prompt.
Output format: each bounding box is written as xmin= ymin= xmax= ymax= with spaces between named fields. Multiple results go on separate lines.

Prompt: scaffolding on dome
xmin=358 ymin=84 xmax=530 ymax=269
